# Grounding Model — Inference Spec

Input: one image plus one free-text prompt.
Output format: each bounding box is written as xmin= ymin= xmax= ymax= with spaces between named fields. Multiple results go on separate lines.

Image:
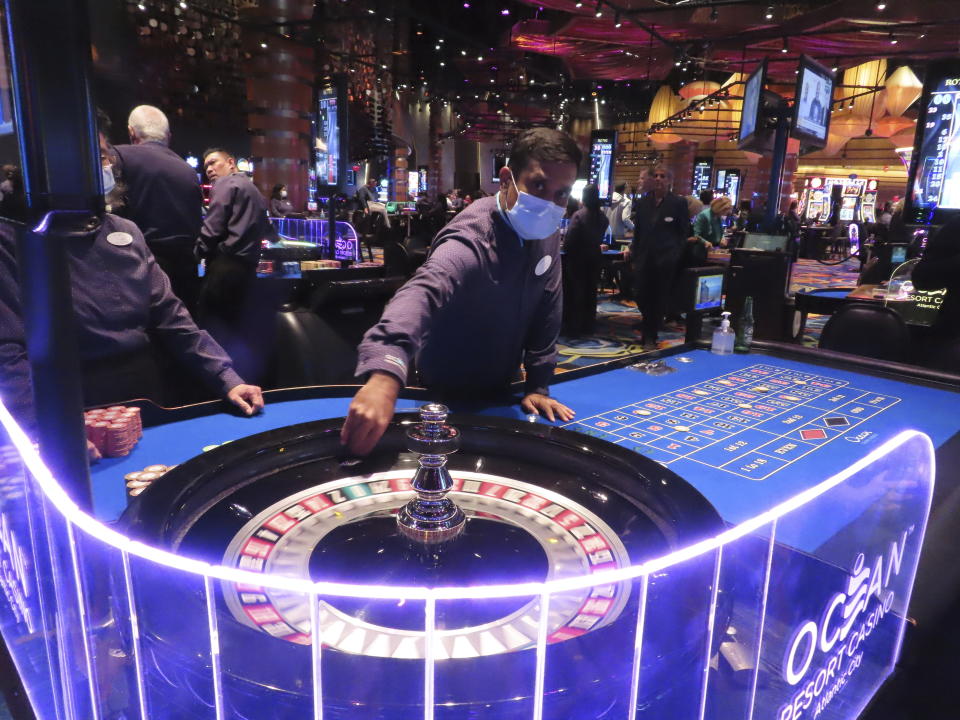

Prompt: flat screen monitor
xmin=738 ymin=60 xmax=767 ymax=149
xmin=408 ymin=170 xmax=419 ymax=200
xmin=588 ymin=130 xmax=616 ymax=204
xmin=314 ymin=77 xmax=347 ymax=194
xmin=905 ymin=60 xmax=960 ymax=224
xmin=683 ymin=266 xmax=726 ymax=313
xmin=742 ymin=233 xmax=790 ymax=252
xmin=791 ymin=55 xmax=835 ymax=149
xmin=694 ymin=272 xmax=724 ymax=311
xmin=891 ymin=245 xmax=907 ymax=265
xmin=492 ymin=153 xmax=507 ymax=183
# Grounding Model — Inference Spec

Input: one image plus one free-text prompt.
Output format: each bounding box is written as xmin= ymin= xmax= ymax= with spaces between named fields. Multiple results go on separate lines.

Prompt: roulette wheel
xmin=120 ymin=404 xmax=726 ymax=718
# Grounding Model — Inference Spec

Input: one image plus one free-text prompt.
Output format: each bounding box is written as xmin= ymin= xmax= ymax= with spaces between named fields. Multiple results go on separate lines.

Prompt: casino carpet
xmin=555 ymin=258 xmax=861 ymax=372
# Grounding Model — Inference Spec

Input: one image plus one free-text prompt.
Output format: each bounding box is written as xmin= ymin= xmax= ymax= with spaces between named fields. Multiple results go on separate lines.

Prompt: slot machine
xmin=861 ymin=178 xmax=879 ymax=222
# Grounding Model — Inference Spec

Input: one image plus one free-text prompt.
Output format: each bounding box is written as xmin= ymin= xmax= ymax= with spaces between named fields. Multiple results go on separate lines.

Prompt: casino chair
xmin=818 ymin=302 xmax=911 ymax=363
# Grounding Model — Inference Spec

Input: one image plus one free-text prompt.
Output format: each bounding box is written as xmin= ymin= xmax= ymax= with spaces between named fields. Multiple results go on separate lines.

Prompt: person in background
xmin=628 ymin=166 xmax=696 ymax=350
xmin=698 ymin=189 xmax=714 ymax=207
xmin=693 ymin=196 xmax=733 ymax=250
xmin=562 ymin=183 xmax=609 ymax=337
xmin=114 ymin=105 xmax=203 ymax=315
xmin=447 ymin=188 xmax=464 ymax=211
xmin=0 ymin=141 xmax=264 ymax=435
xmin=197 ymin=147 xmax=270 ymax=380
xmin=782 ymin=200 xmax=802 ymax=256
xmin=342 ymin=127 xmax=581 ymax=455
xmin=878 ymin=201 xmax=893 ymax=225
xmin=0 ymin=165 xmax=25 ymax=222
xmin=270 ymin=183 xmax=295 ymax=217
xmin=357 ymin=176 xmax=391 ymax=229
xmin=606 ymin=182 xmax=634 ymax=243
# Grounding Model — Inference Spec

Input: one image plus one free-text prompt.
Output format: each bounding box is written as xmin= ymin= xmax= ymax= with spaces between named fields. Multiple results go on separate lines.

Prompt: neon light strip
xmin=66 ymin=522 xmax=101 ymax=720
xmin=0 ymin=399 xmax=937 ymax=603
xmin=698 ymin=546 xmax=723 ymax=720
xmin=745 ymin=520 xmax=777 ymax=720
xmin=204 ymin=575 xmax=225 ymax=720
xmin=121 ymin=550 xmax=149 ymax=720
xmin=424 ymin=597 xmax=435 ymax=720
xmin=311 ymin=594 xmax=323 ymax=720
xmin=627 ymin=574 xmax=649 ymax=720
xmin=532 ymin=591 xmax=551 ymax=720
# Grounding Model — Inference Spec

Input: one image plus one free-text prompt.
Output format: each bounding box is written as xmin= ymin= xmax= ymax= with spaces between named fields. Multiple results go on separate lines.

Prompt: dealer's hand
xmin=341 ymin=371 xmax=401 ymax=455
xmin=87 ymin=440 xmax=101 ymax=464
xmin=521 ymin=393 xmax=576 ymax=423
xmin=227 ymin=384 xmax=265 ymax=416
xmin=686 ymin=235 xmax=700 ymax=243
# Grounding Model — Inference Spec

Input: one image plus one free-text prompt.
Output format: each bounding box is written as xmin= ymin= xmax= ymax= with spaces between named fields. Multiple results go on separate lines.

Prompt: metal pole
xmin=5 ymin=0 xmax=102 ymax=508
xmin=764 ymin=101 xmax=790 ymax=233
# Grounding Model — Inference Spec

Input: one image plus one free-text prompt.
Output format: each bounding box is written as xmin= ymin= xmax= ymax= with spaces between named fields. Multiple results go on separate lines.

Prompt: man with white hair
xmin=114 ymin=104 xmax=203 ymax=314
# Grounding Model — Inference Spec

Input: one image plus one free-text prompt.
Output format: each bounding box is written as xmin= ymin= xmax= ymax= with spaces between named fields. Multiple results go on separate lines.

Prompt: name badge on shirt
xmin=107 ymin=232 xmax=133 ymax=247
xmin=535 ymin=255 xmax=553 ymax=276
xmin=664 ymin=217 xmax=674 ymax=223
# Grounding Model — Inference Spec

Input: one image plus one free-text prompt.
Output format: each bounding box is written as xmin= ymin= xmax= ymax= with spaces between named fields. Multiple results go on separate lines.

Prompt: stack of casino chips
xmin=84 ymin=406 xmax=142 ymax=458
xmin=124 ymin=464 xmax=173 ymax=497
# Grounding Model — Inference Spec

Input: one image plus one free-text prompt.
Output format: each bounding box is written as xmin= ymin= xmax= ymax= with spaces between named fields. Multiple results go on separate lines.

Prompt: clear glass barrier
xmin=883 ymin=258 xmax=947 ymax=327
xmin=0 ymin=400 xmax=935 ymax=720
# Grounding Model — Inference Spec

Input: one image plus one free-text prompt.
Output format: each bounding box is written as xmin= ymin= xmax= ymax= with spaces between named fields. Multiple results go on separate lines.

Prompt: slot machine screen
xmin=588 ymin=130 xmax=616 ymax=204
xmin=492 ymin=154 xmax=507 ymax=183
xmin=906 ymin=60 xmax=960 ymax=223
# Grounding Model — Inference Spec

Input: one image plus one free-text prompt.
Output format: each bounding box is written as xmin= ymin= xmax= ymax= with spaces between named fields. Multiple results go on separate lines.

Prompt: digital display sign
xmin=907 ymin=61 xmax=960 ymax=222
xmin=315 ymin=87 xmax=339 ymax=187
xmin=693 ymin=158 xmax=713 ymax=197
xmin=588 ymin=130 xmax=616 ymax=204
xmin=791 ymin=55 xmax=834 ymax=148
xmin=716 ymin=168 xmax=741 ymax=206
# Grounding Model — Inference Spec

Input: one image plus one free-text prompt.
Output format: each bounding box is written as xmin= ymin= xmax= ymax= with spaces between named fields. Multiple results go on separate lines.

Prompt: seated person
xmin=341 ymin=127 xmax=581 ymax=455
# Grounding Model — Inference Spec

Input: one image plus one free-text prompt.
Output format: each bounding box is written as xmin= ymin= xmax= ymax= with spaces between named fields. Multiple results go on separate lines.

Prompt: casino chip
xmin=84 ymin=406 xmax=142 ymax=458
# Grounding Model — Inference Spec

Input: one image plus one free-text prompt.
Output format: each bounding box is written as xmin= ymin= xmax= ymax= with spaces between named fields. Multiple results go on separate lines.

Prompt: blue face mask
xmin=102 ymin=165 xmax=116 ymax=195
xmin=498 ymin=169 xmax=565 ymax=241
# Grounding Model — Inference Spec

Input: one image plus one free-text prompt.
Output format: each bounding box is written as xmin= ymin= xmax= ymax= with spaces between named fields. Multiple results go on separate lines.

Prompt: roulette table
xmin=3 ymin=343 xmax=957 ymax=720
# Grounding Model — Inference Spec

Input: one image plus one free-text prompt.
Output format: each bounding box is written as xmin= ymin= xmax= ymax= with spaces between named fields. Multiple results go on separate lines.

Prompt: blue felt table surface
xmin=90 ymin=349 xmax=959 ymax=526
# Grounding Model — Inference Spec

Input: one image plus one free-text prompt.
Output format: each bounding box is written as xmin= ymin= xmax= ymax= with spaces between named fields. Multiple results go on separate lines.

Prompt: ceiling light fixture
xmin=765 ymin=5 xmax=773 ymax=20
xmin=614 ymin=12 xmax=622 ymax=27
xmin=595 ymin=1 xmax=602 ymax=17
xmin=781 ymin=36 xmax=789 ymax=53
xmin=876 ymin=2 xmax=886 ymax=10
xmin=889 ymin=32 xmax=898 ymax=44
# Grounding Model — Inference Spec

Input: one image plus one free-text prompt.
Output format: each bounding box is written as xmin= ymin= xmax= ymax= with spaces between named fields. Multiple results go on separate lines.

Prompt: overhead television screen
xmin=738 ymin=60 xmax=766 ymax=147
xmin=588 ymin=130 xmax=616 ymax=203
xmin=906 ymin=60 xmax=960 ymax=223
xmin=791 ymin=55 xmax=834 ymax=148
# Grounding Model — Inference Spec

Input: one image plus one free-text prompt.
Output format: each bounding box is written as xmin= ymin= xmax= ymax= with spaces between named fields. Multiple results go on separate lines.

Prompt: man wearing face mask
xmin=342 ymin=127 xmax=580 ymax=455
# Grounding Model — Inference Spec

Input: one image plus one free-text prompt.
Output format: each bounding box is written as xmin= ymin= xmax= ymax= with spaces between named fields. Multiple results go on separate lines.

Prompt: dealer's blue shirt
xmin=356 ymin=195 xmax=562 ymax=396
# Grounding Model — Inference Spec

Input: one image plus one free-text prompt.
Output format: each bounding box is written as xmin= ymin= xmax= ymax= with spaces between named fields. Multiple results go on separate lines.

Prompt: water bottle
xmin=736 ymin=296 xmax=755 ymax=352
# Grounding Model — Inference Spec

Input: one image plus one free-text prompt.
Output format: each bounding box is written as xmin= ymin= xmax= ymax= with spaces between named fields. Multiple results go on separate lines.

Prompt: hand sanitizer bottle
xmin=712 ymin=311 xmax=735 ymax=355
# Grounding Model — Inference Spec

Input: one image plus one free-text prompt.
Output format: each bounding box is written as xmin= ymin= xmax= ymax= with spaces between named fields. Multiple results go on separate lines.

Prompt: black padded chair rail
xmin=818 ymin=302 xmax=911 ymax=363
